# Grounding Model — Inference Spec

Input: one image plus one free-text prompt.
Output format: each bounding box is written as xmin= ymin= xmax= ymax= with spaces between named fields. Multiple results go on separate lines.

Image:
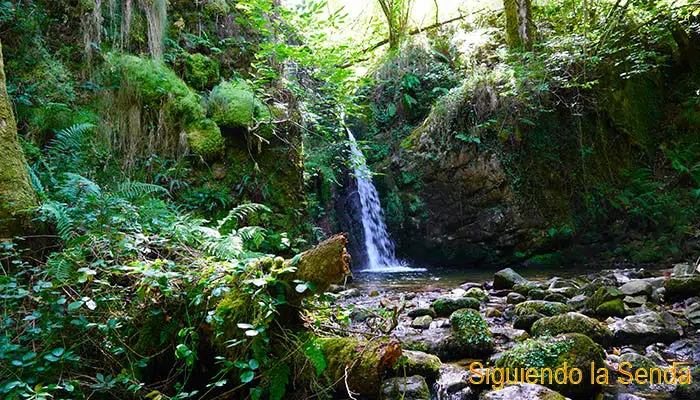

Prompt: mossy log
xmin=0 ymin=41 xmax=38 ymax=239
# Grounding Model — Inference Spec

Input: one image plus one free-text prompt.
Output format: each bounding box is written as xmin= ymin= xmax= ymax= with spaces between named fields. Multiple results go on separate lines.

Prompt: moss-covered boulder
xmin=494 ymin=268 xmax=526 ymax=289
xmin=449 ymin=308 xmax=493 ymax=357
xmin=432 ymin=296 xmax=479 ymax=316
xmin=531 ymin=312 xmax=612 ymax=345
xmin=513 ymin=281 xmax=542 ymax=296
xmin=186 ymin=119 xmax=224 ymax=159
xmin=585 ymin=286 xmax=626 ymax=317
xmin=609 ymin=311 xmax=681 ymax=345
xmin=380 ymin=375 xmax=430 ymax=400
xmin=664 ymin=277 xmax=700 ymax=302
xmin=495 ymin=334 xmax=606 ymax=398
xmin=393 ymin=350 xmax=441 ymax=381
xmin=209 ymin=80 xmax=256 ymax=129
xmin=480 ymin=383 xmax=568 ymax=400
xmin=543 ymin=293 xmax=568 ymax=304
xmin=595 ymin=298 xmax=626 ymax=318
xmin=184 ymin=53 xmax=220 ymax=90
xmin=514 ymin=301 xmax=572 ymax=317
xmin=465 ymin=287 xmax=489 ymax=302
xmin=407 ymin=308 xmax=436 ymax=318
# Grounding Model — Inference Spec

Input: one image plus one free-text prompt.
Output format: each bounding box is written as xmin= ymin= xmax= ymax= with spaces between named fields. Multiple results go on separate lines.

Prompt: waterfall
xmin=347 ymin=128 xmax=422 ymax=272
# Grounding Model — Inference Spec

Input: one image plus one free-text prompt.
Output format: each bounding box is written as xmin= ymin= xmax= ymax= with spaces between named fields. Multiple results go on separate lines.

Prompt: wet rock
xmin=514 ymin=314 xmax=543 ymax=331
xmin=493 ymin=268 xmax=526 ymax=290
xmin=339 ymin=288 xmax=361 ymax=298
xmin=351 ymin=307 xmax=372 ymax=322
xmin=623 ymin=295 xmax=646 ymax=307
xmin=460 ymin=282 xmax=482 ymax=291
xmin=411 ymin=315 xmax=433 ymax=329
xmin=595 ymin=298 xmax=627 ymax=318
xmin=481 ymin=384 xmax=568 ymax=400
xmin=435 ymin=365 xmax=475 ymax=400
xmin=609 ymin=311 xmax=681 ymax=345
xmin=543 ymin=293 xmax=569 ymax=304
xmin=394 ymin=350 xmax=441 ymax=381
xmin=513 ymin=281 xmax=542 ymax=295
xmin=528 ymin=289 xmax=547 ymax=300
xmin=491 ymin=326 xmax=528 ymax=341
xmin=581 ymin=276 xmax=617 ymax=295
xmin=465 ymin=287 xmax=489 ymax=302
xmin=531 ymin=312 xmax=612 ymax=345
xmin=369 ymin=290 xmax=380 ymax=297
xmin=432 ymin=297 xmax=480 ymax=317
xmin=672 ymin=262 xmax=696 ymax=277
xmin=684 ymin=302 xmax=700 ymax=326
xmin=407 ymin=308 xmax=436 ymax=318
xmin=665 ymin=339 xmax=700 ymax=363
xmin=380 ymin=297 xmax=393 ymax=308
xmin=450 ymin=309 xmax=494 ymax=357
xmin=495 ymin=333 xmax=605 ymax=398
xmin=664 ymin=276 xmax=700 ymax=302
xmin=619 ymin=280 xmax=653 ymax=297
xmin=548 ymin=277 xmax=579 ymax=290
xmin=513 ymin=300 xmax=572 ymax=317
xmin=485 ymin=307 xmax=503 ymax=318
xmin=380 ymin=375 xmax=430 ymax=400
xmin=328 ymin=284 xmax=344 ymax=293
xmin=507 ymin=292 xmax=526 ymax=304
xmin=673 ymin=367 xmax=700 ymax=399
xmin=618 ymin=352 xmax=657 ymax=370
xmin=566 ymin=295 xmax=588 ymax=310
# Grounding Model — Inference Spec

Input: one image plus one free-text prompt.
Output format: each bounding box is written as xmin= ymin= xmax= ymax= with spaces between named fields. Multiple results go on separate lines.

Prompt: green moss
xmin=211 ymin=288 xmax=256 ymax=355
xmin=107 ymin=53 xmax=205 ymax=123
xmin=318 ymin=337 xmax=386 ymax=396
xmin=432 ymin=297 xmax=480 ymax=317
xmin=187 ymin=119 xmax=224 ymax=159
xmin=496 ymin=334 xmax=605 ymax=398
xmin=664 ymin=277 xmax=700 ymax=302
xmin=184 ymin=53 xmax=220 ymax=91
xmin=585 ymin=287 xmax=624 ymax=311
xmin=449 ymin=308 xmax=493 ymax=353
xmin=203 ymin=0 xmax=230 ymax=16
xmin=465 ymin=287 xmax=489 ymax=302
xmin=513 ymin=301 xmax=571 ymax=317
xmin=595 ymin=298 xmax=626 ymax=318
xmin=393 ymin=350 xmax=441 ymax=381
xmin=531 ymin=312 xmax=612 ymax=345
xmin=209 ymin=81 xmax=256 ymax=129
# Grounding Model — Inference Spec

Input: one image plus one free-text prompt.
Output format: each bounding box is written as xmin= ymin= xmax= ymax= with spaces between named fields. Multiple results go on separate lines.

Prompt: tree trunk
xmin=504 ymin=0 xmax=534 ymax=49
xmin=282 ymin=233 xmax=350 ymax=299
xmin=0 ymin=41 xmax=38 ymax=239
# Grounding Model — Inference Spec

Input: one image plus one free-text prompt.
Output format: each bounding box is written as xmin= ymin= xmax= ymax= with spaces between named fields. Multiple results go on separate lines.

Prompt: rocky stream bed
xmin=328 ymin=263 xmax=700 ymax=400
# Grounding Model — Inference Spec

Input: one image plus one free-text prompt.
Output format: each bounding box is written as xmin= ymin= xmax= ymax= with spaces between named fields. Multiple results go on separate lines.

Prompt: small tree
xmin=503 ymin=0 xmax=535 ymax=49
xmin=377 ymin=0 xmax=414 ymax=50
xmin=0 ymin=41 xmax=38 ymax=238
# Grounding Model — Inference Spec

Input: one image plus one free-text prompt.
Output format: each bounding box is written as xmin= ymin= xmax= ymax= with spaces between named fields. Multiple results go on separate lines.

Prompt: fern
xmin=48 ymin=123 xmax=95 ymax=157
xmin=46 ymin=252 xmax=74 ymax=281
xmin=115 ymin=181 xmax=169 ymax=199
xmin=39 ymin=201 xmax=75 ymax=242
xmin=59 ymin=173 xmax=102 ymax=200
xmin=237 ymin=226 xmax=267 ymax=248
xmin=217 ymin=203 xmax=271 ymax=233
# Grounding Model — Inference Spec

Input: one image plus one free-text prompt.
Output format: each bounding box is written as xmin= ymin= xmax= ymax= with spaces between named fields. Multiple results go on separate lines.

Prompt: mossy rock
xmin=319 ymin=337 xmax=391 ymax=396
xmin=585 ymin=286 xmax=624 ymax=311
xmin=513 ymin=281 xmax=542 ymax=296
xmin=495 ymin=333 xmax=605 ymax=399
xmin=465 ymin=287 xmax=489 ymax=302
xmin=513 ymin=301 xmax=572 ymax=317
xmin=209 ymin=80 xmax=256 ymax=129
xmin=595 ymin=298 xmax=626 ymax=318
xmin=187 ymin=119 xmax=224 ymax=159
xmin=407 ymin=308 xmax=436 ymax=318
xmin=432 ymin=296 xmax=479 ymax=317
xmin=106 ymin=53 xmax=205 ymax=124
xmin=493 ymin=268 xmax=526 ymax=289
xmin=528 ymin=289 xmax=547 ymax=300
xmin=664 ymin=277 xmax=700 ymax=302
xmin=210 ymin=288 xmax=256 ymax=356
xmin=380 ymin=375 xmax=430 ymax=400
xmin=184 ymin=53 xmax=220 ymax=90
xmin=618 ymin=352 xmax=657 ymax=371
xmin=531 ymin=312 xmax=612 ymax=345
xmin=449 ymin=308 xmax=493 ymax=357
xmin=393 ymin=350 xmax=441 ymax=381
xmin=543 ymin=293 xmax=569 ymax=304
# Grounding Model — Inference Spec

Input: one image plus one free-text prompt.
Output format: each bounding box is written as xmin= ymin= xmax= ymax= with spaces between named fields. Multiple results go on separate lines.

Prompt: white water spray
xmin=346 ymin=127 xmax=424 ymax=273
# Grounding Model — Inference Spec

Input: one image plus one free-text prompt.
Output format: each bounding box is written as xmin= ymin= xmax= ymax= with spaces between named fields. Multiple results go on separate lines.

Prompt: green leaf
xmin=240 ymin=370 xmax=255 ymax=383
xmin=67 ymin=301 xmax=83 ymax=311
xmin=295 ymin=283 xmax=308 ymax=293
xmin=302 ymin=340 xmax=327 ymax=376
xmin=290 ymin=254 xmax=301 ymax=267
xmin=267 ymin=363 xmax=290 ymax=400
xmin=248 ymin=359 xmax=259 ymax=370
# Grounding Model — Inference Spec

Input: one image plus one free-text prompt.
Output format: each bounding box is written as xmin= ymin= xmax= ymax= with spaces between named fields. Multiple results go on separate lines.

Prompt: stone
xmin=481 ymin=384 xmax=568 ymax=400
xmin=449 ymin=309 xmax=493 ymax=357
xmin=513 ymin=301 xmax=572 ymax=317
xmin=513 ymin=281 xmax=542 ymax=295
xmin=485 ymin=307 xmax=503 ymax=318
xmin=619 ymin=280 xmax=653 ymax=296
xmin=432 ymin=296 xmax=480 ymax=317
xmin=407 ymin=308 xmax=437 ymax=318
xmin=566 ymin=294 xmax=588 ymax=310
xmin=495 ymin=334 xmax=605 ymax=398
xmin=609 ymin=311 xmax=681 ymax=346
xmin=350 ymin=307 xmax=372 ymax=322
xmin=464 ymin=287 xmax=489 ymax=302
xmin=664 ymin=277 xmax=700 ymax=302
xmin=339 ymin=288 xmax=361 ymax=298
xmin=684 ymin=302 xmax=700 ymax=326
xmin=619 ymin=352 xmax=657 ymax=370
xmin=595 ymin=298 xmax=626 ymax=317
xmin=490 ymin=326 xmax=528 ymax=341
xmin=528 ymin=289 xmax=547 ymax=300
xmin=380 ymin=298 xmax=393 ymax=308
xmin=672 ymin=262 xmax=696 ymax=277
xmin=530 ymin=312 xmax=612 ymax=345
xmin=623 ymin=295 xmax=647 ymax=307
xmin=548 ymin=277 xmax=579 ymax=290
xmin=543 ymin=293 xmax=569 ymax=304
xmin=393 ymin=350 xmax=441 ymax=381
xmin=507 ymin=292 xmax=526 ymax=304
xmin=673 ymin=366 xmax=700 ymax=399
xmin=380 ymin=375 xmax=430 ymax=400
xmin=460 ymin=282 xmax=482 ymax=291
xmin=493 ymin=268 xmax=526 ymax=290
xmin=369 ymin=290 xmax=380 ymax=297
xmin=411 ymin=315 xmax=433 ymax=329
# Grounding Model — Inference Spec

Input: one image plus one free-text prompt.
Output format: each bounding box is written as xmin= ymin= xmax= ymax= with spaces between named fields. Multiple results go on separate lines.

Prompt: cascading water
xmin=346 ymin=127 xmax=425 ymax=273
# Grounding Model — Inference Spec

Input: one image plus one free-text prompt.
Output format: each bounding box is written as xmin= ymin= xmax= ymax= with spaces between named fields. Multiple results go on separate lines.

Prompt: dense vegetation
xmin=0 ymin=0 xmax=699 ymax=399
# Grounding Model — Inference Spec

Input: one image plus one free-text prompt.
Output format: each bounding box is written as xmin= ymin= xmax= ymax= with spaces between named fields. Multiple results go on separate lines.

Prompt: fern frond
xmin=28 ymin=164 xmax=45 ymax=197
xmin=48 ymin=123 xmax=95 ymax=156
xmin=46 ymin=252 xmax=74 ymax=281
xmin=217 ymin=203 xmax=272 ymax=232
xmin=39 ymin=201 xmax=75 ymax=242
xmin=237 ymin=226 xmax=266 ymax=247
xmin=60 ymin=173 xmax=102 ymax=199
xmin=115 ymin=181 xmax=169 ymax=199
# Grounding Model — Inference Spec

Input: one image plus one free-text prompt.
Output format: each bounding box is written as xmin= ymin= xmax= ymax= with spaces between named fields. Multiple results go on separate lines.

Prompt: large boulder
xmin=432 ymin=296 xmax=480 ymax=316
xmin=664 ymin=277 xmax=700 ymax=302
xmin=380 ymin=375 xmax=430 ymax=400
xmin=619 ymin=280 xmax=653 ymax=296
xmin=494 ymin=268 xmax=526 ymax=289
xmin=480 ymin=384 xmax=568 ymax=400
xmin=450 ymin=309 xmax=494 ymax=357
xmin=513 ymin=300 xmax=572 ymax=331
xmin=531 ymin=312 xmax=612 ymax=345
xmin=495 ymin=334 xmax=605 ymax=399
xmin=609 ymin=311 xmax=681 ymax=346
xmin=585 ymin=287 xmax=626 ymax=317
xmin=394 ymin=350 xmax=441 ymax=381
